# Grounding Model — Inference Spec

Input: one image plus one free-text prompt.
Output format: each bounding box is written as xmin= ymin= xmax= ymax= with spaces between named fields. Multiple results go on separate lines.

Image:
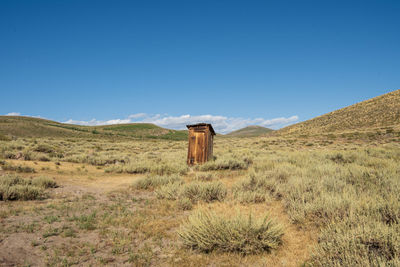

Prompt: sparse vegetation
xmin=279 ymin=89 xmax=400 ymax=137
xmin=0 ymin=162 xmax=36 ymax=173
xmin=198 ymin=156 xmax=251 ymax=171
xmin=133 ymin=174 xmax=183 ymax=190
xmin=0 ymin=98 xmax=399 ymax=266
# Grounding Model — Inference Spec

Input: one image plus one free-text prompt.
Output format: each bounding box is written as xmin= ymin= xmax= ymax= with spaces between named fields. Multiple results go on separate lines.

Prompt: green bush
xmin=178 ymin=209 xmax=283 ymax=254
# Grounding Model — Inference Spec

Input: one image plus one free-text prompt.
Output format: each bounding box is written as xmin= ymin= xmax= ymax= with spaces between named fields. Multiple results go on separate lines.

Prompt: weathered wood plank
xmin=186 ymin=123 xmax=215 ymax=165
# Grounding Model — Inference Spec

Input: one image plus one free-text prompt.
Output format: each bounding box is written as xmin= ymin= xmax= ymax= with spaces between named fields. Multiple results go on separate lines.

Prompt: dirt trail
xmin=4 ymin=159 xmax=143 ymax=196
xmin=1 ymin=160 xmax=317 ymax=266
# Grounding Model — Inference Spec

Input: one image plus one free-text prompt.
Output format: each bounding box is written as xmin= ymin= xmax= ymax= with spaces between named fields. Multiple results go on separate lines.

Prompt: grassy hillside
xmin=0 ymin=116 xmax=188 ymax=141
xmin=278 ymin=89 xmax=400 ymax=137
xmin=226 ymin=125 xmax=273 ymax=137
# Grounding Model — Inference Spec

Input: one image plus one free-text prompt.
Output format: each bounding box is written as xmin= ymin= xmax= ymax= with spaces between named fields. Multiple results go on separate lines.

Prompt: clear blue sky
xmin=1 ymin=0 xmax=399 ymax=132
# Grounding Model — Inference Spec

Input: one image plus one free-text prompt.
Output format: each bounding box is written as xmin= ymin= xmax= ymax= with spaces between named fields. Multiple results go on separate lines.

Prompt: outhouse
xmin=186 ymin=123 xmax=216 ymax=165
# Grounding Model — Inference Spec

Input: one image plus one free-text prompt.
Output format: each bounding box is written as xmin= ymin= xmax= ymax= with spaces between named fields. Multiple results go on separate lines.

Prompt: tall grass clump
xmin=133 ymin=175 xmax=183 ymax=190
xmin=181 ymin=181 xmax=227 ymax=203
xmin=198 ymin=156 xmax=251 ymax=171
xmin=178 ymin=209 xmax=283 ymax=254
xmin=123 ymin=162 xmax=151 ymax=174
xmin=1 ymin=163 xmax=36 ymax=173
xmin=31 ymin=176 xmax=58 ymax=188
xmin=155 ymin=182 xmax=181 ymax=200
xmin=193 ymin=172 xmax=215 ymax=181
xmin=105 ymin=161 xmax=188 ymax=175
xmin=232 ymin=172 xmax=280 ymax=203
xmin=0 ymin=174 xmax=56 ymax=200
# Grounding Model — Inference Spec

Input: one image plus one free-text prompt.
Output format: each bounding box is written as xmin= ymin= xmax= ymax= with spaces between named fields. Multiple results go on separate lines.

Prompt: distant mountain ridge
xmin=278 ymin=89 xmax=400 ymax=136
xmin=0 ymin=116 xmax=188 ymax=140
xmin=226 ymin=125 xmax=273 ymax=137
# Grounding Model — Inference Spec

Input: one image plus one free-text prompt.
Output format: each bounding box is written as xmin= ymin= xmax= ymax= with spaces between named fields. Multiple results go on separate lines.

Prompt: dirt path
xmin=1 ymin=160 xmax=317 ymax=266
xmin=4 ymin=159 xmax=143 ymax=196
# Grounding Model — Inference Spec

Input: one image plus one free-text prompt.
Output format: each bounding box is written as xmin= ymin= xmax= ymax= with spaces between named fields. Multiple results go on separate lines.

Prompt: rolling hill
xmin=277 ymin=89 xmax=400 ymax=136
xmin=226 ymin=125 xmax=273 ymax=137
xmin=0 ymin=116 xmax=188 ymax=141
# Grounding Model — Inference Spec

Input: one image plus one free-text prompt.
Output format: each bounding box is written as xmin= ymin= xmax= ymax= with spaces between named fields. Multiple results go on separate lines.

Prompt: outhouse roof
xmin=186 ymin=123 xmax=216 ymax=136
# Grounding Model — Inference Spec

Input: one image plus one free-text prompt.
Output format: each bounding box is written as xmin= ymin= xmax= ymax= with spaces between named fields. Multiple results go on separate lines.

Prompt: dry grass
xmin=278 ymin=89 xmax=400 ymax=136
xmin=0 ymin=174 xmax=57 ymax=200
xmin=178 ymin=208 xmax=283 ymax=254
xmin=0 ymin=133 xmax=399 ymax=266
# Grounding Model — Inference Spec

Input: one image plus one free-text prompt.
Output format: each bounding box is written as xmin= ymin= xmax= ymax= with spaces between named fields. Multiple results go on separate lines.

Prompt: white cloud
xmin=63 ymin=118 xmax=131 ymax=126
xmin=128 ymin=113 xmax=147 ymax=119
xmin=63 ymin=113 xmax=299 ymax=134
xmin=6 ymin=112 xmax=21 ymax=116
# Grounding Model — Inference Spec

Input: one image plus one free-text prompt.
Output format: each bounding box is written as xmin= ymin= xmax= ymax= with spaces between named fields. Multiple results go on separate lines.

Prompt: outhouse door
xmin=188 ymin=131 xmax=206 ymax=164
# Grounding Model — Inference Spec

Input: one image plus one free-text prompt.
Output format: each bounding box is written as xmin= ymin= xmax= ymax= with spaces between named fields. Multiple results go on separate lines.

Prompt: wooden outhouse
xmin=186 ymin=123 xmax=216 ymax=165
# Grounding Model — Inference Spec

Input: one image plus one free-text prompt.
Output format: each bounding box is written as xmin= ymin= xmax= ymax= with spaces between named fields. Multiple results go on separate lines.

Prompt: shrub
xmin=0 ymin=174 xmax=56 ymax=201
xmin=177 ymin=197 xmax=193 ymax=210
xmin=198 ymin=157 xmax=250 ymax=171
xmin=0 ymin=175 xmax=44 ymax=201
xmin=232 ymin=172 xmax=276 ymax=203
xmin=1 ymin=184 xmax=43 ymax=201
xmin=328 ymin=153 xmax=355 ymax=164
xmin=31 ymin=176 xmax=58 ymax=188
xmin=178 ymin=209 xmax=283 ymax=254
xmin=181 ymin=182 xmax=227 ymax=203
xmin=125 ymin=163 xmax=151 ymax=174
xmin=155 ymin=182 xmax=181 ymax=200
xmin=193 ymin=173 xmax=215 ymax=181
xmin=0 ymin=134 xmax=10 ymax=141
xmin=34 ymin=144 xmax=56 ymax=153
xmin=2 ymin=151 xmax=16 ymax=159
xmin=38 ymin=155 xmax=51 ymax=162
xmin=234 ymin=191 xmax=271 ymax=204
xmin=1 ymin=163 xmax=35 ymax=173
xmin=105 ymin=162 xmax=188 ymax=175
xmin=133 ymin=175 xmax=183 ymax=190
xmin=311 ymin=219 xmax=400 ymax=266
xmin=150 ymin=163 xmax=188 ymax=176
xmin=104 ymin=165 xmax=123 ymax=173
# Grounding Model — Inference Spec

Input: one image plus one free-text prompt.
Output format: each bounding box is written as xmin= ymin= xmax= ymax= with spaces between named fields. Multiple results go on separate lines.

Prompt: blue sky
xmin=1 ymin=0 xmax=399 ymax=133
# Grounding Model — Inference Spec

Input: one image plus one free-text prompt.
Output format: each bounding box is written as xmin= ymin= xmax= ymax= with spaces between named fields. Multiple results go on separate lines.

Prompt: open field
xmin=0 ymin=132 xmax=399 ymax=266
